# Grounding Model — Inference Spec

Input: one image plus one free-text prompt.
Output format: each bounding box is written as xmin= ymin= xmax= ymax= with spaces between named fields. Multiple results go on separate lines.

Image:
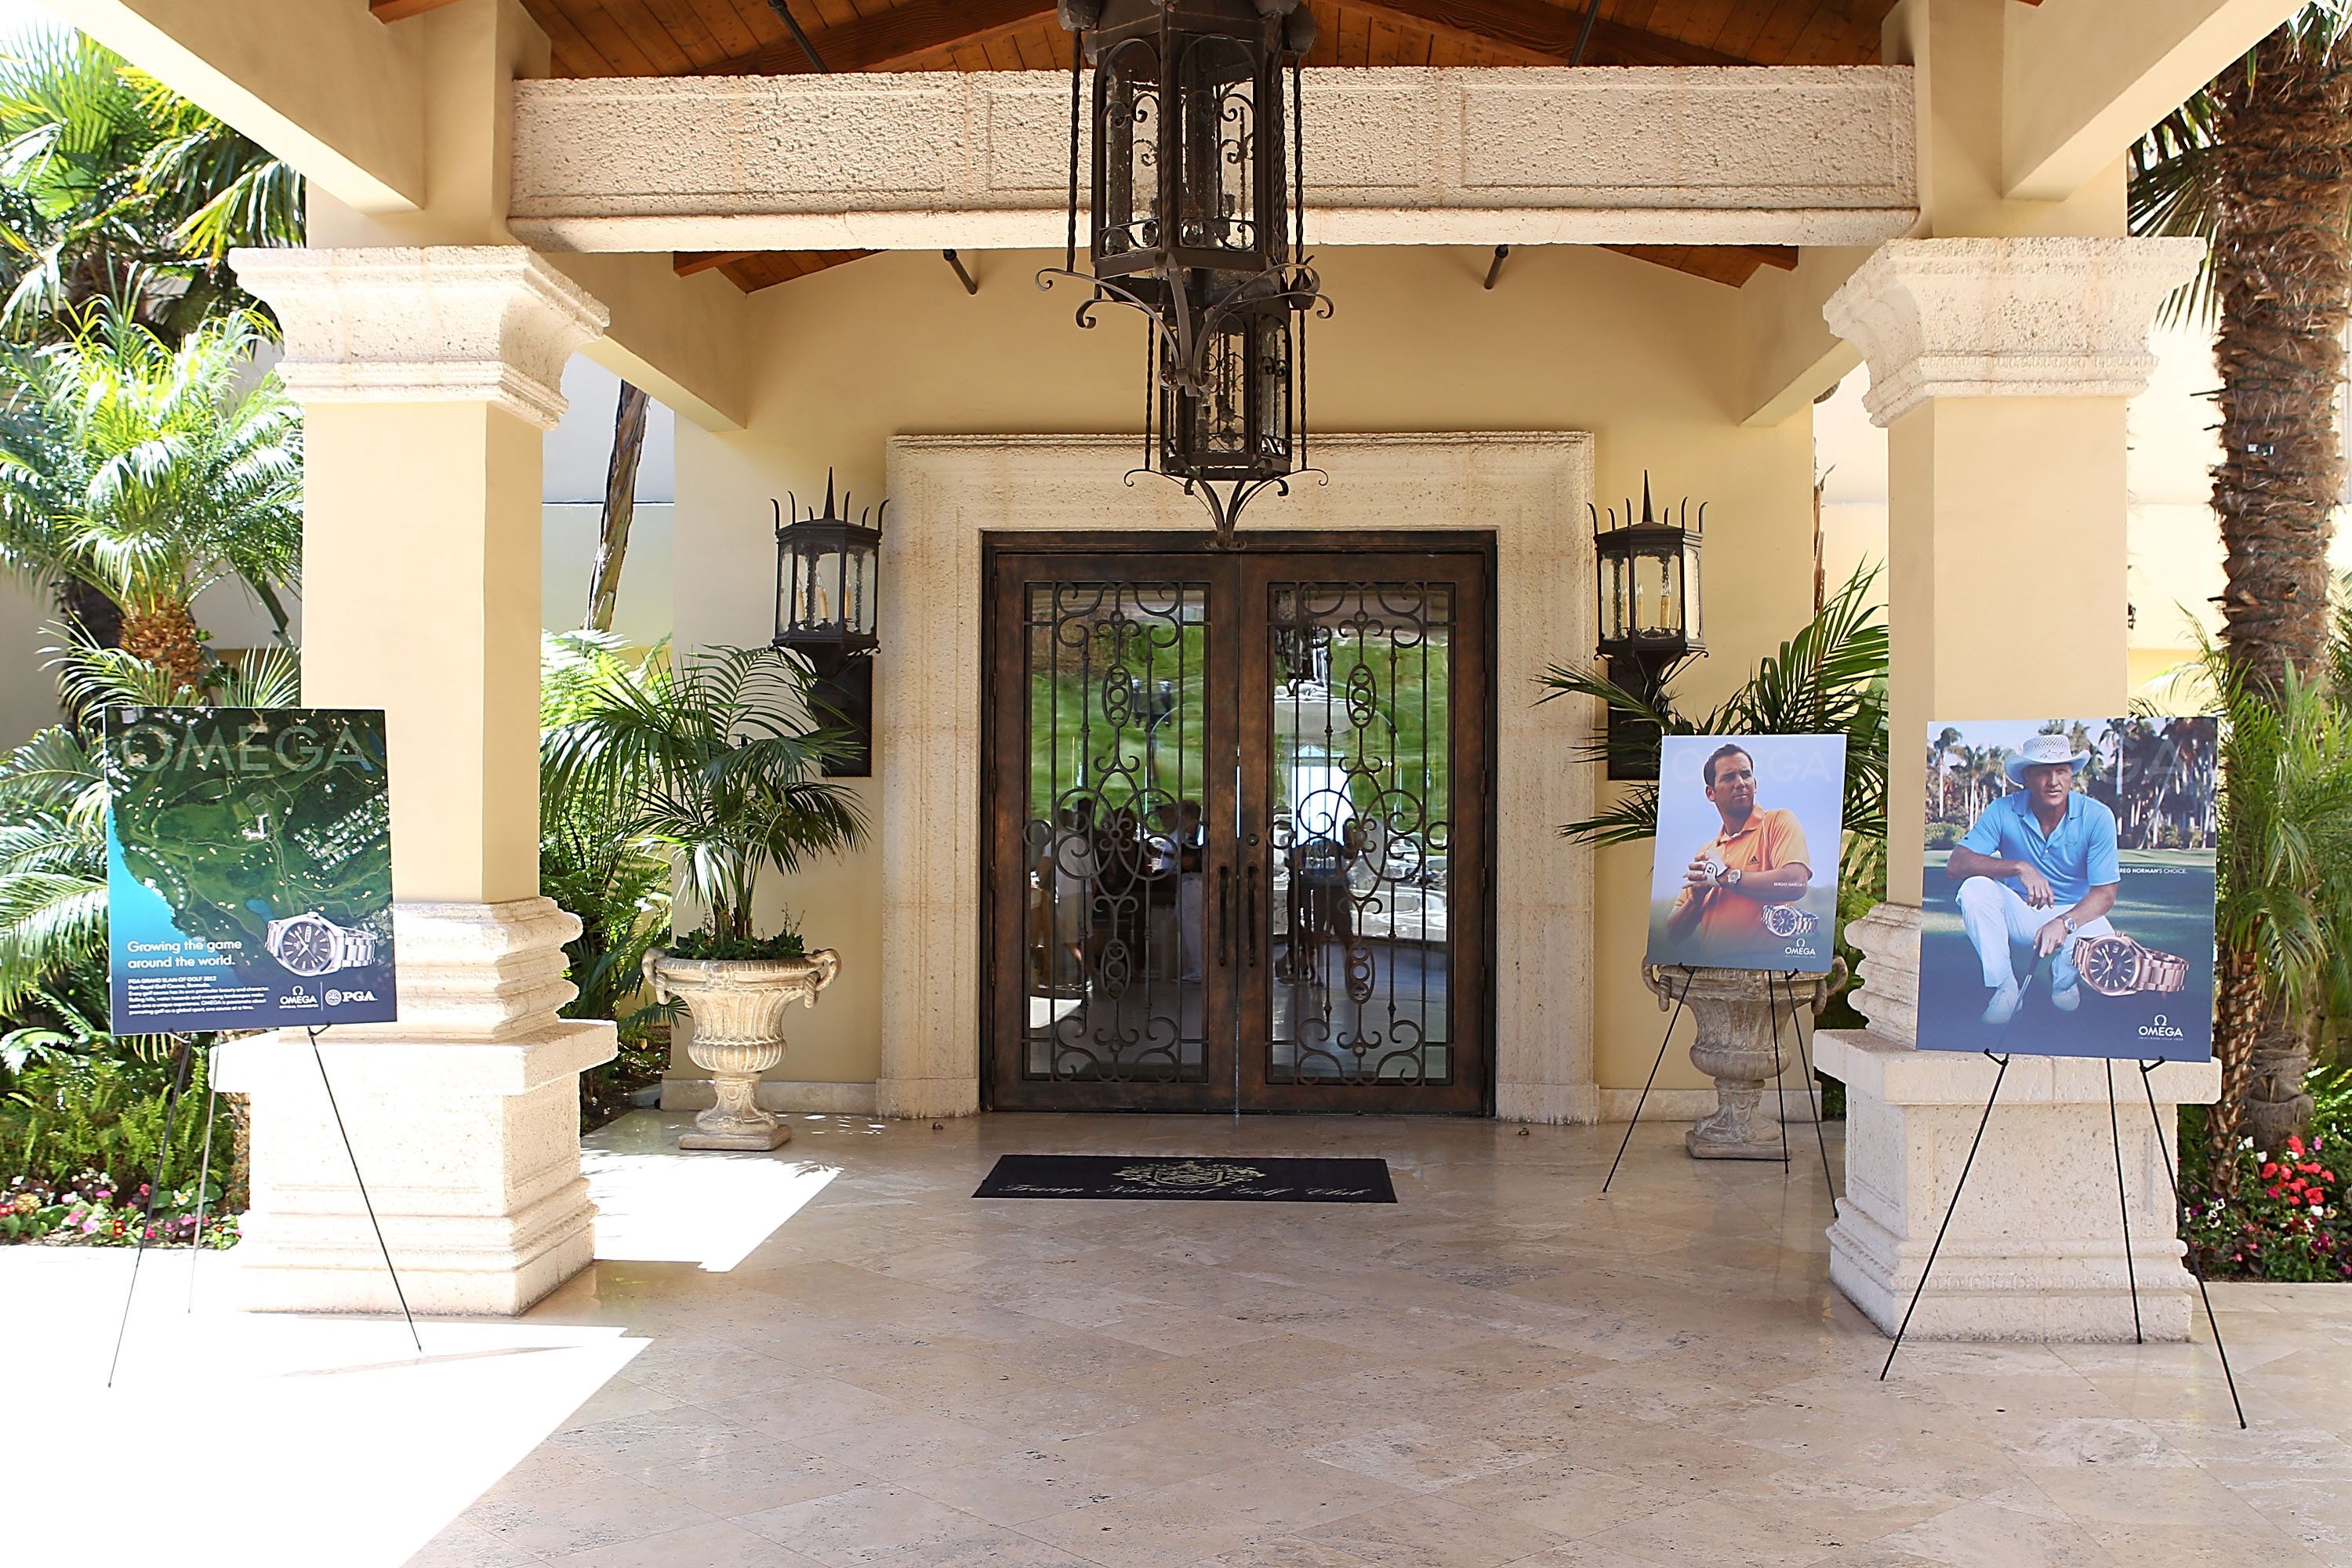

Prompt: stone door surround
xmin=875 ymin=433 xmax=1596 ymax=1122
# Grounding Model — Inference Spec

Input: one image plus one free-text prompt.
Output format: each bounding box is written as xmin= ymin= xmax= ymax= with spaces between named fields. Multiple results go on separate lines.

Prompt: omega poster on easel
xmin=1916 ymin=717 xmax=2217 ymax=1062
xmin=103 ymin=707 xmax=397 ymax=1033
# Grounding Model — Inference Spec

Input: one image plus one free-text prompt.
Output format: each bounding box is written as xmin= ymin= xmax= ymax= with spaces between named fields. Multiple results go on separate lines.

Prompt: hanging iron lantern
xmin=1592 ymin=474 xmax=1705 ymax=781
xmin=773 ymin=471 xmax=882 ymax=776
xmin=1040 ymin=0 xmax=1328 ymax=546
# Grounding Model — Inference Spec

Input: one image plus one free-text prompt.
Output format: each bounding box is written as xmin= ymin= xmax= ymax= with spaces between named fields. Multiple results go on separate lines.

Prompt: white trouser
xmin=1955 ymin=875 xmax=2113 ymax=989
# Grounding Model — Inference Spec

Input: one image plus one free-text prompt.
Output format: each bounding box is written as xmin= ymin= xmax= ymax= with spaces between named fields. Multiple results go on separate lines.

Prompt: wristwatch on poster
xmin=1762 ymin=904 xmax=1817 ymax=938
xmin=2074 ymin=933 xmax=2191 ymax=996
xmin=264 ymin=912 xmax=379 ymax=978
xmin=1722 ymin=866 xmax=1744 ymax=888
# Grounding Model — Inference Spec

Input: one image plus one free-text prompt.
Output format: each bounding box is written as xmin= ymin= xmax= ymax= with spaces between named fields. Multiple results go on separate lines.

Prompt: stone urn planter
xmin=645 ymin=949 xmax=840 ymax=1150
xmin=1645 ymin=962 xmax=1845 ymax=1160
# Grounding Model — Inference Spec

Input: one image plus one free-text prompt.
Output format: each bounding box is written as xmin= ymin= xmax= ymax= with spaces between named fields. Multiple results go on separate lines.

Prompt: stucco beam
xmin=509 ymin=66 xmax=1918 ymax=253
xmin=45 ymin=0 xmax=426 ymax=213
xmin=1737 ymin=245 xmax=1875 ymax=426
xmin=2003 ymin=0 xmax=2303 ymax=201
xmin=539 ymin=252 xmax=751 ymax=433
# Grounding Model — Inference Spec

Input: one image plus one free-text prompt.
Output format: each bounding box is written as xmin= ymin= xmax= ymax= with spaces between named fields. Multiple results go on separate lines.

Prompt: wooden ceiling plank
xmin=524 ymin=3 xmax=619 ymax=76
xmin=561 ymin=0 xmax=667 ymax=74
xmin=1742 ymin=0 xmax=1822 ymax=63
xmin=587 ymin=0 xmax=699 ymax=72
xmin=672 ymin=0 xmax=764 ymax=56
xmin=637 ymin=0 xmax=731 ymax=67
xmin=1348 ymin=0 xmax=1753 ymax=67
xmin=697 ymin=0 xmax=1058 ymax=75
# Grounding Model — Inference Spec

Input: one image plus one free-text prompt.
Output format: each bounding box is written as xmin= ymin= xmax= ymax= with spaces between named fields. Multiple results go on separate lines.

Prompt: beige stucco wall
xmin=669 ymin=242 xmax=1818 ymax=1102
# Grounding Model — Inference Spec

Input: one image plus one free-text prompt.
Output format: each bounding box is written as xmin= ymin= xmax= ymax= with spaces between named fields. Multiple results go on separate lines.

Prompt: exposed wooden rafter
xmin=677 ymin=249 xmax=875 ymax=292
xmin=699 ymin=0 xmax=1059 ymax=77
xmin=1605 ymin=244 xmax=1798 ymax=287
xmin=370 ymin=0 xmax=466 ymax=20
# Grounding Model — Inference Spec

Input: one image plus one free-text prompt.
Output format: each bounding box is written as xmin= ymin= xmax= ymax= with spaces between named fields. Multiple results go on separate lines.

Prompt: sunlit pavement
xmin=15 ymin=1112 xmax=2352 ymax=1568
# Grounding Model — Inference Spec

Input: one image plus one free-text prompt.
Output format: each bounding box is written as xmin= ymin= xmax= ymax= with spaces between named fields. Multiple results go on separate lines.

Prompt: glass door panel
xmin=1265 ymin=581 xmax=1455 ymax=1087
xmin=985 ymin=540 xmax=1489 ymax=1114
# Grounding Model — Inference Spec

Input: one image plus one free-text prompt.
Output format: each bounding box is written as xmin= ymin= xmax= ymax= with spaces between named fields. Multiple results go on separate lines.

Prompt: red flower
xmin=2288 ymin=1135 xmax=2307 ymax=1156
xmin=2263 ymin=1163 xmax=2280 ymax=1178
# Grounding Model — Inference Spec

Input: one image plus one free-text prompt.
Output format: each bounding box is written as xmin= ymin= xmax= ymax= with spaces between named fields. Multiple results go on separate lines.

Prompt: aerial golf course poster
xmin=103 ymin=707 xmax=397 ymax=1033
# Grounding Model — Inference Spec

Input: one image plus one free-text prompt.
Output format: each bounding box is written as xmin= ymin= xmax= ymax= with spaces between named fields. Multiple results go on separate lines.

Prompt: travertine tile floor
xmin=412 ymin=1112 xmax=2352 ymax=1568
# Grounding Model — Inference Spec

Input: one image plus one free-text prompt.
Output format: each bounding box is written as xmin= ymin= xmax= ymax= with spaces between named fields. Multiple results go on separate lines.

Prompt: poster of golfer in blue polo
xmin=1918 ymin=718 xmax=2217 ymax=1061
xmin=103 ymin=707 xmax=398 ymax=1033
xmin=1646 ymin=734 xmax=1847 ymax=973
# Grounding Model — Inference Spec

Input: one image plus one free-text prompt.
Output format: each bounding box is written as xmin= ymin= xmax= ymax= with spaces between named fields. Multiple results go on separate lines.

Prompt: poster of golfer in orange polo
xmin=1917 ymin=718 xmax=2217 ymax=1062
xmin=1646 ymin=734 xmax=1846 ymax=974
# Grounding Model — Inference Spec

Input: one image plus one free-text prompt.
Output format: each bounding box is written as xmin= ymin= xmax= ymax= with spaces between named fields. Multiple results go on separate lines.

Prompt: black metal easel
xmin=1602 ymin=966 xmax=1695 ymax=1194
xmin=1881 ymin=1049 xmax=2011 ymax=1380
xmin=2140 ymin=1058 xmax=2246 ymax=1428
xmin=106 ymin=1036 xmax=195 ymax=1387
xmin=307 ymin=1024 xmax=423 ymax=1355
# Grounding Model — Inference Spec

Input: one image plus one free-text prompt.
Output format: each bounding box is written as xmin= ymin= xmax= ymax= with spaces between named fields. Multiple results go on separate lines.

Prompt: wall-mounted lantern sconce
xmin=1592 ymin=473 xmax=1704 ymax=781
xmin=773 ymin=471 xmax=882 ymax=777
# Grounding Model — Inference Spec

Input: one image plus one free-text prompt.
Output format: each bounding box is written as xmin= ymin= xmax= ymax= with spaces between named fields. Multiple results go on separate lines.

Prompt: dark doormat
xmin=973 ymin=1154 xmax=1396 ymax=1203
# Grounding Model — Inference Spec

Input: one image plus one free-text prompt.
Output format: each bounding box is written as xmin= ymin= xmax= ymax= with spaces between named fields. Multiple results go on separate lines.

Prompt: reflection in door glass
xmin=1267 ymin=583 xmax=1453 ymax=1085
xmin=1022 ymin=582 xmax=1209 ymax=1082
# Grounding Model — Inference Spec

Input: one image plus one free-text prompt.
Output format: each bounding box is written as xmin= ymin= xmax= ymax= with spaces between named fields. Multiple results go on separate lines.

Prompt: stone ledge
xmin=1815 ymin=1029 xmax=2219 ymax=1107
xmin=510 ymin=66 xmax=1915 ymax=252
xmin=217 ymin=1018 xmax=617 ymax=1099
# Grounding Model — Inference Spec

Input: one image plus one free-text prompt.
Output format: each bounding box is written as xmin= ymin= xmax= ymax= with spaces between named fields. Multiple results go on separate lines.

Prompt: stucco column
xmin=214 ymin=247 xmax=616 ymax=1316
xmin=1816 ymin=237 xmax=2223 ymax=1341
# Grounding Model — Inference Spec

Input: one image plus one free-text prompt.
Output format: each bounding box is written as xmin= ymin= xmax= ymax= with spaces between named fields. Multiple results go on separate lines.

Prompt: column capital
xmin=1823 ymin=237 xmax=2204 ymax=427
xmin=229 ymin=246 xmax=609 ymax=430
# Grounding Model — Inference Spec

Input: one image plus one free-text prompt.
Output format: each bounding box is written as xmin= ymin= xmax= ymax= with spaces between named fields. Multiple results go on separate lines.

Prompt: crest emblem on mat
xmin=1112 ymin=1161 xmax=1265 ymax=1189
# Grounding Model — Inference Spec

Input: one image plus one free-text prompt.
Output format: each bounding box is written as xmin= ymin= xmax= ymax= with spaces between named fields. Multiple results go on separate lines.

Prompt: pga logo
xmin=2138 ymin=1013 xmax=2187 ymax=1040
xmin=325 ymin=989 xmax=379 ymax=1006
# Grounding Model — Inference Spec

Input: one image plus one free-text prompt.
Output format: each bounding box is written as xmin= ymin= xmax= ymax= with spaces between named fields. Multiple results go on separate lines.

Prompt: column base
xmin=874 ymin=1076 xmax=981 ymax=1120
xmin=1816 ymin=1022 xmax=2219 ymax=1344
xmin=217 ymin=1018 xmax=615 ymax=1318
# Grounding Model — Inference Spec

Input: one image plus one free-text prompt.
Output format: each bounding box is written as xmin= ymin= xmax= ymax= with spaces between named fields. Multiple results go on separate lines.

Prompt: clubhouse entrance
xmin=982 ymin=535 xmax=1494 ymax=1113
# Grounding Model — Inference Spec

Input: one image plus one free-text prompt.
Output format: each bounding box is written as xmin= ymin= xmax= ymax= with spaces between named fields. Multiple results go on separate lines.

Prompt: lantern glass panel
xmin=848 ymin=543 xmax=877 ymax=638
xmin=1602 ymin=552 xmax=1629 ymax=644
xmin=1178 ymin=35 xmax=1257 ymax=256
xmin=1635 ymin=546 xmax=1681 ymax=639
xmin=1682 ymin=539 xmax=1702 ymax=647
xmin=1099 ymin=40 xmax=1160 ymax=261
xmin=800 ymin=547 xmax=844 ymax=630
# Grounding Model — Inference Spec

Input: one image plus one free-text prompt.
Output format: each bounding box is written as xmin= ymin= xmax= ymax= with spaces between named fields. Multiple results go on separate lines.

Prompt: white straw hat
xmin=2004 ymin=731 xmax=2092 ymax=785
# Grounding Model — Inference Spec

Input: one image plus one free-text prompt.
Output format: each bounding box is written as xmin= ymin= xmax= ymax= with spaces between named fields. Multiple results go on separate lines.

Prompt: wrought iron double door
xmin=984 ymin=535 xmax=1491 ymax=1113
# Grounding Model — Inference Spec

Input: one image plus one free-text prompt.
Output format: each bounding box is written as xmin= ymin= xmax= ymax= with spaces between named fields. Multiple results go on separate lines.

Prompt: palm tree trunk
xmin=2209 ymin=27 xmax=2352 ymax=1153
xmin=2212 ymin=32 xmax=2352 ymax=691
xmin=119 ymin=601 xmax=203 ymax=689
xmin=584 ymin=382 xmax=651 ymax=634
xmin=2207 ymin=946 xmax=2265 ymax=1190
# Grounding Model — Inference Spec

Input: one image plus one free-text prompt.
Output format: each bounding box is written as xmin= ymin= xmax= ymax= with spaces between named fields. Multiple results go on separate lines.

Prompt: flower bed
xmin=2180 ymin=1068 xmax=2352 ymax=1282
xmin=4 ymin=1172 xmax=238 ymax=1247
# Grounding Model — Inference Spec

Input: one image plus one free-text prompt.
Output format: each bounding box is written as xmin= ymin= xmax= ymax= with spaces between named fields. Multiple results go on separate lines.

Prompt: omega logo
xmin=2138 ymin=1013 xmax=2186 ymax=1039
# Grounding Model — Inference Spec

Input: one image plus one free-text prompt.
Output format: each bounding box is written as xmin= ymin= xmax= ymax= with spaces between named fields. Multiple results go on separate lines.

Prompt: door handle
xmin=1246 ymin=863 xmax=1260 ymax=968
xmin=1218 ymin=865 xmax=1231 ymax=968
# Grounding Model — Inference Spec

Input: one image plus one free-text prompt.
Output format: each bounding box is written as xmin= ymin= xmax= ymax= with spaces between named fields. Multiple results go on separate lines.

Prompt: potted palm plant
xmin=542 ymin=644 xmax=866 ymax=1150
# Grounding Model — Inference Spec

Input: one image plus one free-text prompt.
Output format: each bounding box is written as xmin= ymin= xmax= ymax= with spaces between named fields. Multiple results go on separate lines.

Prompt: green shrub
xmin=2 ymin=1047 xmax=238 ymax=1206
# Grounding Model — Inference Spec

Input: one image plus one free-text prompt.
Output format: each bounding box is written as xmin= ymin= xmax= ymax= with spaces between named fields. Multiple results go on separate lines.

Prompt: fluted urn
xmin=1645 ymin=962 xmax=1842 ymax=1160
xmin=644 ymin=949 xmax=840 ymax=1150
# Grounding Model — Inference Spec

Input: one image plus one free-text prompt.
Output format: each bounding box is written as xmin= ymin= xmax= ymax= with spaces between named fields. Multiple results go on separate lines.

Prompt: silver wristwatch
xmin=1763 ymin=904 xmax=1818 ymax=938
xmin=264 ymin=912 xmax=379 ymax=978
